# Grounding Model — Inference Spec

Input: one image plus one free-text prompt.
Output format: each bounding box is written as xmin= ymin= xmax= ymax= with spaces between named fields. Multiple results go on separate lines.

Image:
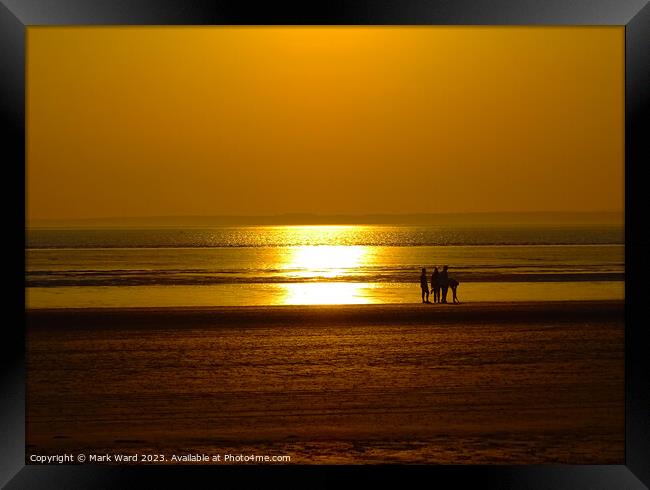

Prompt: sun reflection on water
xmin=277 ymin=228 xmax=374 ymax=304
xmin=285 ymin=245 xmax=368 ymax=279
xmin=280 ymin=282 xmax=377 ymax=305
xmin=280 ymin=244 xmax=372 ymax=304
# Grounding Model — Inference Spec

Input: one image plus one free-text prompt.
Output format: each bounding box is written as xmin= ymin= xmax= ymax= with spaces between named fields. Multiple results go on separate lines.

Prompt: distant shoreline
xmin=27 ymin=211 xmax=624 ymax=229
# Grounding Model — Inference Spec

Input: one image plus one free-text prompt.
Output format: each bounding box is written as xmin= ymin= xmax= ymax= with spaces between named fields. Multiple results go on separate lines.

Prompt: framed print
xmin=2 ymin=0 xmax=649 ymax=488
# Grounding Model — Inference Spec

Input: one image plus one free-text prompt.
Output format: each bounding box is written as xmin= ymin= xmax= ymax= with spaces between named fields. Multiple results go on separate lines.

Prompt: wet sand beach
xmin=26 ymin=301 xmax=624 ymax=464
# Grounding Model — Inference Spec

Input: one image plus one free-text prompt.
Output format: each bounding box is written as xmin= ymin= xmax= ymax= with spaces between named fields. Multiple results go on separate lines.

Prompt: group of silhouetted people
xmin=420 ymin=265 xmax=459 ymax=304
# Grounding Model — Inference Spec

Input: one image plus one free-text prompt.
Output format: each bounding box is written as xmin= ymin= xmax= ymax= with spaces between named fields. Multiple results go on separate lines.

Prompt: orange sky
xmin=27 ymin=27 xmax=624 ymax=222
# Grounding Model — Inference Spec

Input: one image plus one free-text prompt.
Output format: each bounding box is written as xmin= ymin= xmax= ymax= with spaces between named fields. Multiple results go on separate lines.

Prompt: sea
xmin=26 ymin=224 xmax=624 ymax=308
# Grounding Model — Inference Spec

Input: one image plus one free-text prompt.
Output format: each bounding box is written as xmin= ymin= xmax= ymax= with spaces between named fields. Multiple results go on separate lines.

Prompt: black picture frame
xmin=2 ymin=1 xmax=648 ymax=488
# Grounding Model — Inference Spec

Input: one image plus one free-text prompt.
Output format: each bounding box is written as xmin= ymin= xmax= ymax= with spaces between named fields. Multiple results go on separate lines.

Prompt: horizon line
xmin=27 ymin=210 xmax=624 ymax=228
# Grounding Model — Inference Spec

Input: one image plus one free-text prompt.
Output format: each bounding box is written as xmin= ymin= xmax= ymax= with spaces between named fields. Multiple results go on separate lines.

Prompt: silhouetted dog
xmin=448 ymin=278 xmax=460 ymax=303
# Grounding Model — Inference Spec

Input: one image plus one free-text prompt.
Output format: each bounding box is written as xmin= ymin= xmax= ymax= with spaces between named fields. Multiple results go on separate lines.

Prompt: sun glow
xmin=285 ymin=245 xmax=368 ymax=279
xmin=278 ymin=238 xmax=372 ymax=304
xmin=280 ymin=282 xmax=376 ymax=305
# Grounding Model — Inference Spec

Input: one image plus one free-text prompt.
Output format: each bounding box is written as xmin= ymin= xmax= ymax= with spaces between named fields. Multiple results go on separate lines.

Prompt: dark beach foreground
xmin=26 ymin=301 xmax=624 ymax=464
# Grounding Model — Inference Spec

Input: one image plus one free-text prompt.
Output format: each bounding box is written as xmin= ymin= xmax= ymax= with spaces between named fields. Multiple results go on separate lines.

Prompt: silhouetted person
xmin=448 ymin=277 xmax=460 ymax=303
xmin=431 ymin=267 xmax=440 ymax=303
xmin=420 ymin=267 xmax=430 ymax=303
xmin=439 ymin=265 xmax=449 ymax=303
